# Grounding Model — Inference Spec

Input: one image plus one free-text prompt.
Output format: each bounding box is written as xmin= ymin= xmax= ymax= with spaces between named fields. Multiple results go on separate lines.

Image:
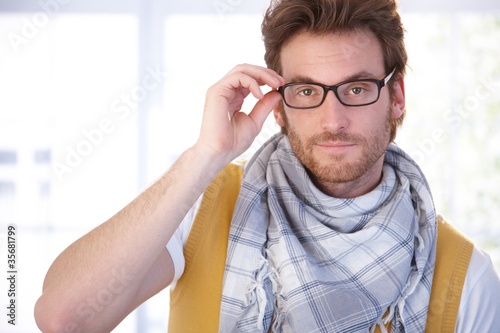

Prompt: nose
xmin=318 ymin=90 xmax=349 ymax=132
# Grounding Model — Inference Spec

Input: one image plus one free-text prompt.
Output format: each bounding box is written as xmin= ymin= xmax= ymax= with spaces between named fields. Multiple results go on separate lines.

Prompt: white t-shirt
xmin=166 ymin=195 xmax=500 ymax=332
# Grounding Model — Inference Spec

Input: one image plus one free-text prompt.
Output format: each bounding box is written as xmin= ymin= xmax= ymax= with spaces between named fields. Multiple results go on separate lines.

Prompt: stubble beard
xmin=285 ymin=110 xmax=392 ymax=186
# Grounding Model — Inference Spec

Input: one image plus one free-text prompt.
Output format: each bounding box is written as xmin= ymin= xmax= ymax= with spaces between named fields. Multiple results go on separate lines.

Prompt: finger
xmin=247 ymin=90 xmax=282 ymax=130
xmin=225 ymin=64 xmax=285 ymax=89
xmin=220 ymin=72 xmax=266 ymax=101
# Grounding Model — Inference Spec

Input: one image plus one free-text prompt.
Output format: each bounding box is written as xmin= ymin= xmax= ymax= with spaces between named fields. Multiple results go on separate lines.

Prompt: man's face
xmin=274 ymin=29 xmax=405 ymax=198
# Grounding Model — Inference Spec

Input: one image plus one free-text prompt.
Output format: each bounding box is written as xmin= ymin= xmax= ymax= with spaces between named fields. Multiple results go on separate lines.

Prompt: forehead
xmin=280 ymin=29 xmax=385 ymax=83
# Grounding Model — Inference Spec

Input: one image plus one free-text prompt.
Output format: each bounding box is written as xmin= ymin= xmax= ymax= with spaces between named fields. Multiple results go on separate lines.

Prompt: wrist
xmin=190 ymin=142 xmax=234 ymax=168
xmin=186 ymin=144 xmax=232 ymax=174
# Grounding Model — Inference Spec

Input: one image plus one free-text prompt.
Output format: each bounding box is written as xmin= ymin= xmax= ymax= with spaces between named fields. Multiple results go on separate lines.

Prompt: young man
xmin=35 ymin=0 xmax=500 ymax=332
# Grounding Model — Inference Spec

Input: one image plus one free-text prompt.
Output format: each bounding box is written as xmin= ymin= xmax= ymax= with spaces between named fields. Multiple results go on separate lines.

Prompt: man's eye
xmin=299 ymin=88 xmax=314 ymax=96
xmin=343 ymin=82 xmax=374 ymax=96
xmin=293 ymin=85 xmax=322 ymax=97
xmin=348 ymin=87 xmax=366 ymax=95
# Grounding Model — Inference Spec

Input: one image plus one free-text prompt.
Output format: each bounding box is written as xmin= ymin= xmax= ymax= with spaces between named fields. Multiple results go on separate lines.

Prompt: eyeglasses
xmin=278 ymin=68 xmax=396 ymax=109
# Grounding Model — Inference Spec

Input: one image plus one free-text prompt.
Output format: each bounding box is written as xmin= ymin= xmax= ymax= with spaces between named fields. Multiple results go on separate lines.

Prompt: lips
xmin=315 ymin=141 xmax=356 ymax=154
xmin=316 ymin=141 xmax=355 ymax=148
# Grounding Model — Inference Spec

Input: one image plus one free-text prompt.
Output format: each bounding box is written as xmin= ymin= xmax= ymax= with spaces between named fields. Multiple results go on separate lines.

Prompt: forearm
xmin=35 ymin=145 xmax=228 ymax=332
xmin=35 ymin=63 xmax=284 ymax=332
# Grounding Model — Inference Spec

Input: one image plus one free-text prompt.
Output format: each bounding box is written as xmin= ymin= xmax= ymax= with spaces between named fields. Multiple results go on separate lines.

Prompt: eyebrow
xmin=287 ymin=71 xmax=379 ymax=84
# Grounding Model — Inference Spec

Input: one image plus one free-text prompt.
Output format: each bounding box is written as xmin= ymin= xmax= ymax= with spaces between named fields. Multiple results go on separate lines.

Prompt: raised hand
xmin=196 ymin=64 xmax=285 ymax=164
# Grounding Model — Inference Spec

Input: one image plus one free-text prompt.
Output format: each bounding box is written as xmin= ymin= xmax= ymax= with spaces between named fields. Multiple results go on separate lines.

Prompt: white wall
xmin=0 ymin=1 xmax=499 ymax=332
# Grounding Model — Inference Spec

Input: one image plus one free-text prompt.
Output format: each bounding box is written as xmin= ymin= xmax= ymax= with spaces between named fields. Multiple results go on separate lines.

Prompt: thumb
xmin=248 ymin=90 xmax=282 ymax=131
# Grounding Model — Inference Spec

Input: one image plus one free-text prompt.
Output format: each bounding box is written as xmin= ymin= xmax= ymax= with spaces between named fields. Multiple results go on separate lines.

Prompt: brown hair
xmin=262 ymin=0 xmax=407 ymax=142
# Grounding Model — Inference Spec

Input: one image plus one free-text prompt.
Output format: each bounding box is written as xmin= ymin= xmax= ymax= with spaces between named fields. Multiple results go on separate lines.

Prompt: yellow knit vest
xmin=168 ymin=164 xmax=473 ymax=333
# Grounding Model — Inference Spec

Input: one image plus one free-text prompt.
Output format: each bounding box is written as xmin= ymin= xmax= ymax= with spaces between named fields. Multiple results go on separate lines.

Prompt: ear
xmin=392 ymin=77 xmax=406 ymax=120
xmin=273 ymin=104 xmax=286 ymax=127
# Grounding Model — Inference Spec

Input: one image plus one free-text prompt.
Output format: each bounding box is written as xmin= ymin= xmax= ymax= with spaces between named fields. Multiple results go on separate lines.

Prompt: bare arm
xmin=34 ymin=64 xmax=284 ymax=332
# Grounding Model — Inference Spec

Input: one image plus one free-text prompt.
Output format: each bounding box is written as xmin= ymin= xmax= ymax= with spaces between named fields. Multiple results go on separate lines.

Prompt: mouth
xmin=315 ymin=141 xmax=356 ymax=153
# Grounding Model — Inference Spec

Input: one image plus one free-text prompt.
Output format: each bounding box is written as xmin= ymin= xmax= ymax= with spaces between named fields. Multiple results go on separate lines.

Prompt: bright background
xmin=0 ymin=0 xmax=499 ymax=332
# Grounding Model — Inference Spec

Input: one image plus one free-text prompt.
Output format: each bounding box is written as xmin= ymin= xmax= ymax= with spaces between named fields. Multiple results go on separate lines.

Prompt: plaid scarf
xmin=219 ymin=134 xmax=437 ymax=333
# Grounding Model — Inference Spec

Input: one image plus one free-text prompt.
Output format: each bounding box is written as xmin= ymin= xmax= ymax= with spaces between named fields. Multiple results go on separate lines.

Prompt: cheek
xmin=283 ymin=111 xmax=316 ymax=137
xmin=360 ymin=108 xmax=392 ymax=139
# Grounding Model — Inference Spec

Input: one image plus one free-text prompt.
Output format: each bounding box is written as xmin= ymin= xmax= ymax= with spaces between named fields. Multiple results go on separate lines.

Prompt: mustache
xmin=307 ymin=132 xmax=365 ymax=145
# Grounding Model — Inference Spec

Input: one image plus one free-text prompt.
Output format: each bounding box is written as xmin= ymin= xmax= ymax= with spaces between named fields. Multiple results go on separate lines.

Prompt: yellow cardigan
xmin=168 ymin=164 xmax=473 ymax=333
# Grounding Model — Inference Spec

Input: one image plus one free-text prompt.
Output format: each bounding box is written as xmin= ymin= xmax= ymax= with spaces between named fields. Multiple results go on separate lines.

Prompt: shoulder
xmin=456 ymin=246 xmax=500 ymax=332
xmin=166 ymin=161 xmax=246 ymax=285
xmin=432 ymin=217 xmax=500 ymax=331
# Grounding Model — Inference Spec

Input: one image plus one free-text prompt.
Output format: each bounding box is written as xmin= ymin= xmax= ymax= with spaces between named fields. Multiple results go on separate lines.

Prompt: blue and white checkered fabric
xmin=219 ymin=134 xmax=437 ymax=333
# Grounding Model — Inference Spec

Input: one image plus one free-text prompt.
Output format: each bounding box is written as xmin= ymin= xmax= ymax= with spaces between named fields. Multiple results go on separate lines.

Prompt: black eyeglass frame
xmin=277 ymin=68 xmax=397 ymax=109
